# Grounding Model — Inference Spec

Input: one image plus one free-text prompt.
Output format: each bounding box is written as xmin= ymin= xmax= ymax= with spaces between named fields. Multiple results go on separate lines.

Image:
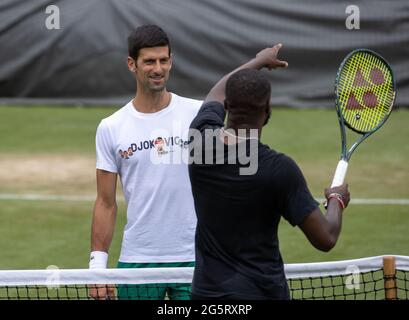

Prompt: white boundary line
xmin=0 ymin=194 xmax=97 ymax=201
xmin=0 ymin=193 xmax=409 ymax=205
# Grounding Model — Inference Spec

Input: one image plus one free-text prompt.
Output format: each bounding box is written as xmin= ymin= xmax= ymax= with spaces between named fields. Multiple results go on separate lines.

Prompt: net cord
xmin=0 ymin=255 xmax=408 ymax=286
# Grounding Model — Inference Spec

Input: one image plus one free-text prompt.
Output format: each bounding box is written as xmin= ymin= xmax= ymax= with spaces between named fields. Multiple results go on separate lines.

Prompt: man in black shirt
xmin=188 ymin=44 xmax=350 ymax=300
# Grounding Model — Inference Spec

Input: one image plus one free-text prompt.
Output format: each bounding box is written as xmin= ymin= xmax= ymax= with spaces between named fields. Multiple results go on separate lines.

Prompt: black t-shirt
xmin=188 ymin=101 xmax=319 ymax=300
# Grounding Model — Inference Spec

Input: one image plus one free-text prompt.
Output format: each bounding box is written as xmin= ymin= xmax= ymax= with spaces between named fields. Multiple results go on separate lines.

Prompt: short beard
xmin=141 ymin=80 xmax=167 ymax=92
xmin=149 ymin=84 xmax=166 ymax=92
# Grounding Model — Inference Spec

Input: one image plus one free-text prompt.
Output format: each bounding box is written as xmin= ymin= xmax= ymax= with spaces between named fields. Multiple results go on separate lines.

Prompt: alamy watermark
xmin=189 ymin=128 xmax=259 ymax=176
xmin=345 ymin=5 xmax=360 ymax=30
xmin=45 ymin=265 xmax=61 ymax=290
xmin=129 ymin=124 xmax=260 ymax=176
xmin=45 ymin=5 xmax=60 ymax=30
xmin=345 ymin=265 xmax=361 ymax=290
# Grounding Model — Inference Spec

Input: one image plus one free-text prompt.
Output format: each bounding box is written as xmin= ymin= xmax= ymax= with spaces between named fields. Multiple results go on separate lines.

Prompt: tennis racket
xmin=331 ymin=49 xmax=396 ymax=187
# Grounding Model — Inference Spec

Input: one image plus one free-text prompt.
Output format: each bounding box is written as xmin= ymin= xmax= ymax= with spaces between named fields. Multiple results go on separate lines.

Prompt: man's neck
xmin=132 ymin=89 xmax=171 ymax=113
xmin=225 ymin=121 xmax=262 ymax=139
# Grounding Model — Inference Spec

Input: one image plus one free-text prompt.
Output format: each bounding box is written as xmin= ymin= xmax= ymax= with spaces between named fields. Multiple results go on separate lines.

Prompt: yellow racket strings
xmin=337 ymin=52 xmax=394 ymax=133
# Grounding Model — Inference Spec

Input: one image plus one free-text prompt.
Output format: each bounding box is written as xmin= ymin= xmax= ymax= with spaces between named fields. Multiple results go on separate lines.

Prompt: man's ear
xmin=262 ymin=100 xmax=272 ymax=127
xmin=264 ymin=99 xmax=272 ymax=116
xmin=127 ymin=56 xmax=136 ymax=72
xmin=169 ymin=53 xmax=173 ymax=70
xmin=224 ymin=100 xmax=229 ymax=112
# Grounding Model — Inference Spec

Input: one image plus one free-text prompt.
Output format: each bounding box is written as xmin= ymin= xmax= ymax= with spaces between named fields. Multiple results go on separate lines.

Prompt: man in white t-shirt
xmin=89 ymin=25 xmax=201 ymax=300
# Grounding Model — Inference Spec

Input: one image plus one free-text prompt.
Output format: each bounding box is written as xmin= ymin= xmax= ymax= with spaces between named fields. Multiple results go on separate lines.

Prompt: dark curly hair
xmin=225 ymin=69 xmax=271 ymax=123
xmin=128 ymin=25 xmax=171 ymax=60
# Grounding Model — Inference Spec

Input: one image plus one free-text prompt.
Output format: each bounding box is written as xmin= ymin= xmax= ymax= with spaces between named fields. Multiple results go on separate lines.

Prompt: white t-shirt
xmin=96 ymin=93 xmax=202 ymax=263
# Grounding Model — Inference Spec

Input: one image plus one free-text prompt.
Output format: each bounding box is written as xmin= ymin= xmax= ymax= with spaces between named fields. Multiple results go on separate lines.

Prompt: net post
xmin=383 ymin=256 xmax=397 ymax=300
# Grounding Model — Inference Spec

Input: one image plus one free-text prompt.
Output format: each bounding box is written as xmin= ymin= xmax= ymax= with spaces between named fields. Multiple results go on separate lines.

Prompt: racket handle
xmin=331 ymin=159 xmax=349 ymax=187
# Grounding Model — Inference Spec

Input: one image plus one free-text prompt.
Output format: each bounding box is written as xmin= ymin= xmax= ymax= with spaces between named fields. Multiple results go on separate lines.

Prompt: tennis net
xmin=0 ymin=255 xmax=408 ymax=300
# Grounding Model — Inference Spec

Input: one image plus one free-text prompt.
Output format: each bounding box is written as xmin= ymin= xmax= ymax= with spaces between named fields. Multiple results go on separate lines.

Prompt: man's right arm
xmin=91 ymin=169 xmax=118 ymax=260
xmin=204 ymin=44 xmax=288 ymax=104
xmin=190 ymin=44 xmax=288 ymax=131
xmin=89 ymin=169 xmax=117 ymax=300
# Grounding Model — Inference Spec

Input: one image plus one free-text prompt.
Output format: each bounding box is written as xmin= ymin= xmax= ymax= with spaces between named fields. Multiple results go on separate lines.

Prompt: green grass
xmin=279 ymin=205 xmax=409 ymax=263
xmin=0 ymin=105 xmax=408 ymax=271
xmin=0 ymin=106 xmax=117 ymax=155
xmin=0 ymin=200 xmax=126 ymax=269
xmin=264 ymin=108 xmax=409 ymax=197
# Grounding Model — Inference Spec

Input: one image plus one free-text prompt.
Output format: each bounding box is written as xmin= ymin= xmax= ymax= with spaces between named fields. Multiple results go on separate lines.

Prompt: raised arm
xmin=204 ymin=44 xmax=288 ymax=104
xmin=299 ymin=184 xmax=350 ymax=252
